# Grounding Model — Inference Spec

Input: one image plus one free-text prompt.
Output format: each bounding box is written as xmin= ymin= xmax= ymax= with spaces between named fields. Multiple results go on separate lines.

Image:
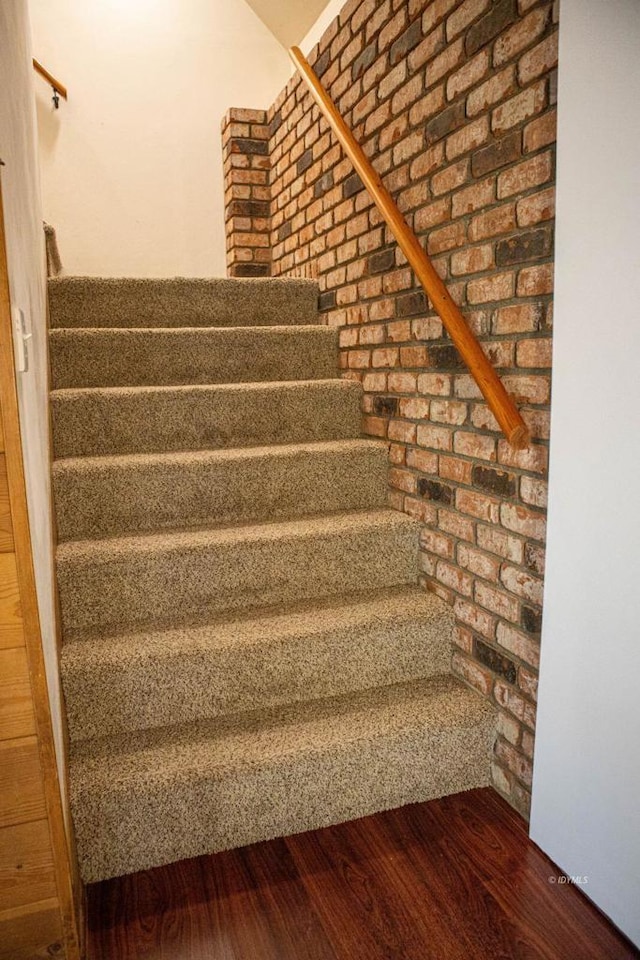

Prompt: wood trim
xmin=289 ymin=46 xmax=530 ymax=450
xmin=32 ymin=59 xmax=67 ymax=101
xmin=0 ymin=173 xmax=81 ymax=956
xmin=0 ymin=897 xmax=63 ymax=960
xmin=0 ymin=736 xmax=47 ymax=828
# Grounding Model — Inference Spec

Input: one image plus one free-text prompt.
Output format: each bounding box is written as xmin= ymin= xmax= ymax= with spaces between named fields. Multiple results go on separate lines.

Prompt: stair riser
xmin=51 ymin=381 xmax=363 ymax=458
xmin=49 ymin=327 xmax=339 ymax=389
xmin=53 ymin=442 xmax=389 ymax=541
xmin=63 ymin=606 xmax=452 ymax=740
xmin=48 ymin=277 xmax=319 ymax=328
xmin=57 ymin=519 xmax=419 ymax=635
xmin=71 ymin=721 xmax=492 ymax=882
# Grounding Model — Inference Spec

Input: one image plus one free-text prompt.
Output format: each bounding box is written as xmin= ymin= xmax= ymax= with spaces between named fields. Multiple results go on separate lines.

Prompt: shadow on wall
xmin=35 ymin=89 xmax=61 ymax=157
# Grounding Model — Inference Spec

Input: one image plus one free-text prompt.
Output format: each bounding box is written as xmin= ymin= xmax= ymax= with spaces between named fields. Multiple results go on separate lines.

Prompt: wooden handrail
xmin=289 ymin=46 xmax=529 ymax=450
xmin=33 ymin=58 xmax=68 ymax=101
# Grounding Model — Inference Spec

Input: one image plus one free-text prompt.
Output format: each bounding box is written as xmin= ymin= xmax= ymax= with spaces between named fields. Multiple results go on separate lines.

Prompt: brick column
xmin=221 ymin=108 xmax=272 ymax=277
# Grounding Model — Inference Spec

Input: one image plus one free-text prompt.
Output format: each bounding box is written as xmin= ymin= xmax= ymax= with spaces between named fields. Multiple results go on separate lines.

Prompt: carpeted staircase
xmin=48 ymin=275 xmax=495 ymax=883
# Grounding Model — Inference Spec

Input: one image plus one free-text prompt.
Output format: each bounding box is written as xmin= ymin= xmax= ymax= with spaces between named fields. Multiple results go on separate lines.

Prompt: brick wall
xmin=221 ymin=108 xmax=271 ymax=276
xmin=223 ymin=0 xmax=558 ymax=818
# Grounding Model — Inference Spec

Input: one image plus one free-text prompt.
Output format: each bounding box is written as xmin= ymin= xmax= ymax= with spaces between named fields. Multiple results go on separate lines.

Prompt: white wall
xmin=300 ymin=0 xmax=344 ymax=54
xmin=29 ymin=0 xmax=291 ymax=278
xmin=0 ymin=0 xmax=66 ymax=793
xmin=530 ymin=0 xmax=640 ymax=946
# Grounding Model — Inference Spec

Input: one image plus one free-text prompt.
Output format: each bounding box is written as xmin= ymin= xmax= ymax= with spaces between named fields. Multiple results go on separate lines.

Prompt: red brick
xmin=386 ymin=318 xmax=411 ymax=339
xmin=428 ymin=220 xmax=467 ymax=254
xmin=400 ymin=345 xmax=428 ymax=366
xmin=467 ymin=66 xmax=517 ymax=117
xmin=407 ymin=447 xmax=439 ymax=472
xmin=458 ymin=544 xmax=501 ymax=582
xmin=517 ymin=186 xmax=555 ymax=225
xmin=372 ymin=346 xmax=400 ymax=367
xmin=447 ymin=0 xmax=491 ymax=38
xmin=451 ymin=243 xmax=494 ymax=275
xmin=446 ymin=116 xmax=490 ymax=160
xmin=389 ymin=466 xmax=417 ymax=494
xmin=498 ymin=439 xmax=548 ymax=475
xmin=408 ymin=26 xmax=446 ymax=73
xmin=517 ymin=263 xmax=554 ymax=296
xmin=421 ymin=529 xmax=456 ymax=559
xmin=414 ymin=197 xmax=451 ymax=232
xmin=475 ymin=582 xmax=520 ymax=622
xmin=502 ymin=374 xmax=549 ymax=405
xmin=430 ymin=400 xmax=468 ymax=424
xmin=422 ymin=0 xmax=459 ymax=34
xmin=408 ymin=498 xmax=438 ymax=524
xmin=362 ymin=415 xmax=388 ymax=437
xmin=388 ymin=419 xmax=417 ymax=443
xmin=439 ymin=509 xmax=476 ymax=543
xmin=412 ymin=317 xmax=444 ymax=339
xmin=516 ymin=338 xmax=552 ymax=367
xmin=451 ymin=179 xmax=495 ymax=218
xmin=436 ymin=560 xmax=474 ymax=596
xmin=431 ymin=159 xmax=470 ymax=196
xmin=446 ymin=49 xmax=490 ymax=100
xmin=362 ymin=372 xmax=387 ymax=392
xmin=501 ymin=565 xmax=543 ymax=604
xmin=389 ymin=442 xmax=407 ymax=465
xmin=454 ymin=598 xmax=496 ymax=640
xmin=492 ymin=80 xmax=547 ymax=134
xmin=493 ymin=8 xmax=551 ymax=67
xmin=388 ymin=371 xmax=417 ymax=393
xmin=518 ymin=31 xmax=558 ymax=85
xmin=501 ymin=503 xmax=546 ymax=540
xmin=425 ymin=37 xmax=465 ymax=86
xmin=409 ymin=85 xmax=447 ymax=126
xmin=520 ymin=476 xmax=548 ymax=508
xmin=467 ymin=271 xmax=515 ymax=303
xmin=497 ymin=152 xmax=553 ymax=198
xmin=495 ymin=739 xmax=533 ymax=787
xmin=523 ymin=108 xmax=556 ymax=152
xmin=456 ymin=488 xmax=500 ymax=523
xmin=399 ymin=397 xmax=431 ymax=419
xmin=469 ymin=203 xmax=516 ymax=241
xmin=418 ymin=372 xmax=452 ymax=396
xmin=452 ymin=652 xmax=493 ymax=696
xmin=417 ymin=423 xmax=453 ymax=451
xmin=439 ymin=455 xmax=473 ymax=484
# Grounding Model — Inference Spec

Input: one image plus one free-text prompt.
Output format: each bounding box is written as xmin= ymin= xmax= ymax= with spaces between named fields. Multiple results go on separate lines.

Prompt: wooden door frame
xmin=0 ymin=170 xmax=82 ymax=958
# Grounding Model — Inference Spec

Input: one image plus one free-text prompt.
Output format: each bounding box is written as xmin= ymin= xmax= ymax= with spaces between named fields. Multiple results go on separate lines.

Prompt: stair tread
xmin=49 ymin=325 xmax=339 ymax=389
xmin=62 ymin=585 xmax=453 ymax=740
xmin=63 ymin=584 xmax=447 ymax=655
xmin=51 ymin=377 xmax=363 ymax=457
xmin=49 ymin=276 xmax=319 ymax=328
xmin=70 ymin=674 xmax=493 ymax=777
xmin=57 ymin=506 xmax=414 ymax=556
xmin=52 ymin=436 xmax=386 ymax=470
xmin=50 ymin=323 xmax=332 ymax=334
xmin=51 ymin=375 xmax=354 ymax=399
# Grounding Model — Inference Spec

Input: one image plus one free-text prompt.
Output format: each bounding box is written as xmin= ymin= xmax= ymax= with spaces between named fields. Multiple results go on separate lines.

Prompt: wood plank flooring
xmin=87 ymin=788 xmax=639 ymax=959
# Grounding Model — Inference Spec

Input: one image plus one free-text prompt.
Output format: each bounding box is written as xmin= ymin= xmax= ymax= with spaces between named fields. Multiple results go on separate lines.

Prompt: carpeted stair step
xmin=56 ymin=508 xmax=419 ymax=637
xmin=53 ymin=439 xmax=390 ymax=541
xmin=49 ymin=325 xmax=339 ymax=389
xmin=62 ymin=586 xmax=453 ymax=740
xmin=48 ymin=276 xmax=319 ymax=328
xmin=69 ymin=674 xmax=495 ymax=882
xmin=51 ymin=379 xmax=363 ymax=458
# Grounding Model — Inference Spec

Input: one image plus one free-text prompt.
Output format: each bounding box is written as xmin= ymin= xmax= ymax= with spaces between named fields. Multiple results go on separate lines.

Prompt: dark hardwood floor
xmin=87 ymin=788 xmax=639 ymax=959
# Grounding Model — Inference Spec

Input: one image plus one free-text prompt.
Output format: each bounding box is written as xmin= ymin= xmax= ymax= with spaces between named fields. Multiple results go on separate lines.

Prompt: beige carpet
xmin=50 ymin=275 xmax=495 ymax=883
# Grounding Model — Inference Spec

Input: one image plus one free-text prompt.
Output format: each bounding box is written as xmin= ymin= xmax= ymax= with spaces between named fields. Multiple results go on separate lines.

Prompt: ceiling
xmin=243 ymin=0 xmax=333 ymax=48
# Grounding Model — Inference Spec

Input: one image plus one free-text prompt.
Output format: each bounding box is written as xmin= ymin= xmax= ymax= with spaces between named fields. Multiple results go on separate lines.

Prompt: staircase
xmin=48 ymin=275 xmax=495 ymax=884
